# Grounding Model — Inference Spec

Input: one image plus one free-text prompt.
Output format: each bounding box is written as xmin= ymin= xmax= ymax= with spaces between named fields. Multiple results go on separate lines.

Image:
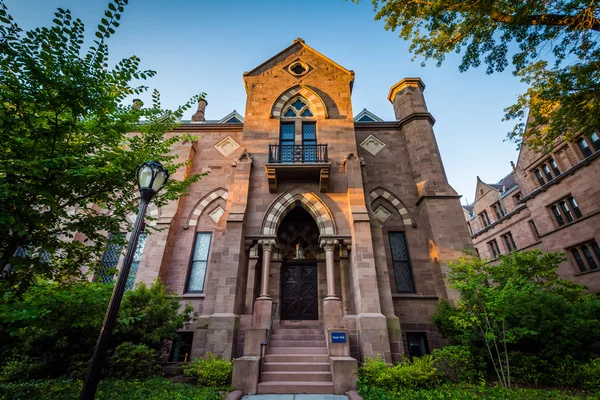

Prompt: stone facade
xmin=464 ymin=133 xmax=600 ymax=295
xmin=105 ymin=39 xmax=473 ymax=392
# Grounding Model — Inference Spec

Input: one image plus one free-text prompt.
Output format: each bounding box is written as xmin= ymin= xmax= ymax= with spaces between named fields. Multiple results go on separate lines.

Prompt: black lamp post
xmin=80 ymin=161 xmax=169 ymax=400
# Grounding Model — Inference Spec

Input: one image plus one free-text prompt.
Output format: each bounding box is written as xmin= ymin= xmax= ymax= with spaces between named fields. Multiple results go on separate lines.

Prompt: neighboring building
xmin=464 ymin=132 xmax=600 ymax=295
xmin=100 ymin=39 xmax=472 ymax=394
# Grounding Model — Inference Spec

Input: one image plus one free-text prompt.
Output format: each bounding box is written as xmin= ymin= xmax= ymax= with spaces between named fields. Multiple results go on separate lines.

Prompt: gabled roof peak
xmin=354 ymin=108 xmax=384 ymax=122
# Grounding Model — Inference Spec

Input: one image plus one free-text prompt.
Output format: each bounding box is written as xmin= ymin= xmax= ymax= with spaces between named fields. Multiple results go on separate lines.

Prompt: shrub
xmin=0 ymin=357 xmax=45 ymax=383
xmin=106 ymin=342 xmax=161 ymax=379
xmin=182 ymin=352 xmax=233 ymax=387
xmin=431 ymin=345 xmax=484 ymax=383
xmin=576 ymin=358 xmax=600 ymax=390
xmin=357 ymin=356 xmax=388 ymax=387
xmin=360 ymin=355 xmax=441 ymax=390
xmin=0 ymin=281 xmax=193 ymax=380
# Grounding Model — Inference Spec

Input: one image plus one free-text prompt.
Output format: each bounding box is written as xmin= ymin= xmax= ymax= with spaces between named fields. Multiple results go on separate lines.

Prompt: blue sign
xmin=331 ymin=332 xmax=347 ymax=343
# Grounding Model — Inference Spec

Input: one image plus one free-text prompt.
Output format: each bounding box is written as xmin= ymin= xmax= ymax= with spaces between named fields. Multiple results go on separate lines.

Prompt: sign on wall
xmin=331 ymin=332 xmax=347 ymax=343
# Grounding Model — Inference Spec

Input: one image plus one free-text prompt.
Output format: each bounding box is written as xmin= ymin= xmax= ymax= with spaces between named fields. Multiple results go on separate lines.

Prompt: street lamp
xmin=80 ymin=160 xmax=169 ymax=400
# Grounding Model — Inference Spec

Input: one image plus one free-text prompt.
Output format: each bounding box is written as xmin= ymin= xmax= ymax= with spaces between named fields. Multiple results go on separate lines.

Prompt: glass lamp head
xmin=136 ymin=160 xmax=169 ymax=202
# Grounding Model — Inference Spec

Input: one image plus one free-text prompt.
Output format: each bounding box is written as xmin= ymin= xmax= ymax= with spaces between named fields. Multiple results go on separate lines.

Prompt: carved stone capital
xmin=320 ymin=239 xmax=339 ymax=252
xmin=258 ymin=239 xmax=277 ymax=252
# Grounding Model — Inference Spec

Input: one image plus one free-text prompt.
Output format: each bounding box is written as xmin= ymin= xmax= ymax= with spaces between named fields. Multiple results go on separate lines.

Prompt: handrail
xmin=258 ymin=301 xmax=278 ymax=381
xmin=268 ymin=144 xmax=328 ymax=163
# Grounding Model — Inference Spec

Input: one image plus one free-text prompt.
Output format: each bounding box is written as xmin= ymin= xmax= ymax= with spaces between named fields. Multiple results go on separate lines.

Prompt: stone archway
xmin=261 ymin=187 xmax=336 ymax=236
xmin=270 ymin=85 xmax=328 ymax=119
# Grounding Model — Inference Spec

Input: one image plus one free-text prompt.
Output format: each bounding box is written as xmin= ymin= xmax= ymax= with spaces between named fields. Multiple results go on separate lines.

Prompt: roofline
xmin=243 ymin=38 xmax=355 ymax=78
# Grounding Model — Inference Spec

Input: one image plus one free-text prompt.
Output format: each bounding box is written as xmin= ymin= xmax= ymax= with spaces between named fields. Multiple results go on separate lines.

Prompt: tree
xmin=355 ymin=1 xmax=600 ymax=150
xmin=0 ymin=0 xmax=205 ymax=293
xmin=432 ymin=250 xmax=600 ymax=388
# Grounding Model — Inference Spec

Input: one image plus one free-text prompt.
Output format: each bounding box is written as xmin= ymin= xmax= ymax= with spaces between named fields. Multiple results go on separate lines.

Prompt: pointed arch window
xmin=281 ymin=96 xmax=314 ymax=118
xmin=275 ymin=95 xmax=323 ymax=163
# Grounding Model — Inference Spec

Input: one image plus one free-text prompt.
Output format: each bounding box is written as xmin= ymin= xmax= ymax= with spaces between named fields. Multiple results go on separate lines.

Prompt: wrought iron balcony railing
xmin=268 ymin=144 xmax=328 ymax=164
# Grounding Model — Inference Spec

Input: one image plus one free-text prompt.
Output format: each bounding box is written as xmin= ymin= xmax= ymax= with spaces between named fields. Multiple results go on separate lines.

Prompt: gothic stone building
xmin=463 ymin=132 xmax=600 ymax=295
xmin=115 ymin=39 xmax=473 ymax=394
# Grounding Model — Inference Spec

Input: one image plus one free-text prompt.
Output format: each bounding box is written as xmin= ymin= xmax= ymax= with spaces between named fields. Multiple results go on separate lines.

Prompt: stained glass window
xmin=284 ymin=109 xmax=296 ymax=117
xmin=300 ymin=108 xmax=313 ymax=117
xmin=291 ymin=99 xmax=306 ymax=110
xmin=389 ymin=232 xmax=415 ymax=293
xmin=97 ymin=233 xmax=125 ymax=284
xmin=187 ymin=233 xmax=212 ymax=293
xmin=125 ymin=233 xmax=147 ymax=291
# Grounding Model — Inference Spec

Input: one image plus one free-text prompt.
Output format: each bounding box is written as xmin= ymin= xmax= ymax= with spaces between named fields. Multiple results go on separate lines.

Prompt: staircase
xmin=258 ymin=326 xmax=333 ymax=394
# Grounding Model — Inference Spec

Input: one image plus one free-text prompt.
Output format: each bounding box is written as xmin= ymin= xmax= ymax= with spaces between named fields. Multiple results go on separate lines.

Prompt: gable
xmin=354 ymin=108 xmax=384 ymax=122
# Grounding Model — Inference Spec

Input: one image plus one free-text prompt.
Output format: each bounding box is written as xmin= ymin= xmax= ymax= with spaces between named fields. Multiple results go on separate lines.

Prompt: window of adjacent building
xmin=501 ymin=232 xmax=517 ymax=252
xmin=590 ymin=132 xmax=600 ymax=151
xmin=96 ymin=233 xmax=125 ymax=284
xmin=492 ymin=202 xmax=506 ymax=220
xmin=488 ymin=239 xmax=501 ymax=258
xmin=406 ymin=332 xmax=430 ymax=360
xmin=578 ymin=138 xmax=592 ymax=158
xmin=550 ymin=196 xmax=582 ymax=227
xmin=569 ymin=241 xmax=600 ymax=273
xmin=541 ymin=164 xmax=553 ymax=181
xmin=125 ymin=233 xmax=147 ymax=291
xmin=534 ymin=169 xmax=545 ymax=186
xmin=479 ymin=211 xmax=491 ymax=227
xmin=549 ymin=158 xmax=560 ymax=176
xmin=169 ymin=332 xmax=194 ymax=362
xmin=388 ymin=232 xmax=415 ymax=293
xmin=513 ymin=192 xmax=522 ymax=206
xmin=528 ymin=220 xmax=540 ymax=240
xmin=186 ymin=232 xmax=212 ymax=293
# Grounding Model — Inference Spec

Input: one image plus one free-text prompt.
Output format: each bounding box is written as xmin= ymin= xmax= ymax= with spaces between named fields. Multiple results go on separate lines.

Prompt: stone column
xmin=321 ymin=239 xmax=342 ymax=331
xmin=252 ymin=239 xmax=276 ymax=329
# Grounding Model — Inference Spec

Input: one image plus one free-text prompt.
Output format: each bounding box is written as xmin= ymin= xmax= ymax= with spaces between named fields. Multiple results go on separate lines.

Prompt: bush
xmin=431 ymin=345 xmax=484 ymax=383
xmin=106 ymin=342 xmax=161 ymax=379
xmin=0 ymin=280 xmax=194 ymax=380
xmin=359 ymin=355 xmax=440 ymax=390
xmin=0 ymin=378 xmax=228 ymax=400
xmin=182 ymin=353 xmax=233 ymax=387
xmin=576 ymin=358 xmax=600 ymax=390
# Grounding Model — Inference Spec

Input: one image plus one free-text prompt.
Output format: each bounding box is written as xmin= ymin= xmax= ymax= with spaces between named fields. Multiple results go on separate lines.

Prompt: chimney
xmin=510 ymin=161 xmax=516 ymax=171
xmin=192 ymin=98 xmax=208 ymax=122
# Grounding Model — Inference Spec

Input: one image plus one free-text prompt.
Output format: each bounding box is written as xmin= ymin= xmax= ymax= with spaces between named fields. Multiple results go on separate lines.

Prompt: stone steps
xmin=262 ymin=362 xmax=330 ymax=372
xmin=258 ymin=325 xmax=332 ymax=394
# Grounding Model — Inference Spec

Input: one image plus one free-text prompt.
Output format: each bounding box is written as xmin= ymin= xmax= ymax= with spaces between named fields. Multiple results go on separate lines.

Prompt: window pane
xmin=169 ymin=332 xmax=194 ymax=362
xmin=187 ymin=233 xmax=212 ymax=293
xmin=582 ymin=245 xmax=597 ymax=270
xmin=406 ymin=333 xmax=429 ymax=358
xmin=280 ymin=123 xmax=295 ymax=141
xmin=98 ymin=233 xmax=125 ymax=283
xmin=549 ymin=158 xmax=560 ymax=176
xmin=389 ymin=232 xmax=414 ymax=292
xmin=568 ymin=197 xmax=582 ymax=218
xmin=571 ymin=249 xmax=587 ymax=272
xmin=300 ymin=108 xmax=313 ymax=117
xmin=535 ymin=169 xmax=545 ymax=185
xmin=591 ymin=132 xmax=600 ymax=151
xmin=509 ymin=233 xmax=517 ymax=250
xmin=560 ymin=201 xmax=574 ymax=222
xmin=283 ymin=108 xmax=296 ymax=117
xmin=542 ymin=165 xmax=553 ymax=181
xmin=591 ymin=241 xmax=600 ymax=260
xmin=579 ymin=139 xmax=592 ymax=157
xmin=493 ymin=205 xmax=501 ymax=220
xmin=552 ymin=206 xmax=564 ymax=226
xmin=302 ymin=122 xmax=317 ymax=141
xmin=126 ymin=233 xmax=147 ymax=291
xmin=291 ymin=98 xmax=306 ymax=110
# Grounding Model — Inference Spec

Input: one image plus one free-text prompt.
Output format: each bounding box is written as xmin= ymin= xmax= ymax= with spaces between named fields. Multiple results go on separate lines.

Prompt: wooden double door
xmin=280 ymin=264 xmax=318 ymax=320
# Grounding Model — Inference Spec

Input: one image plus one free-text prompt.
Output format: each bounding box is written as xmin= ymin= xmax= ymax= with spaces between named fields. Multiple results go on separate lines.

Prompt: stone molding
xmin=320 ymin=239 xmax=339 ymax=251
xmin=258 ymin=239 xmax=277 ymax=251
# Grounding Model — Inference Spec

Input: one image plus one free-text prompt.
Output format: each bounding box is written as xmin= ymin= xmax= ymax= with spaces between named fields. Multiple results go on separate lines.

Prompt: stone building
xmin=464 ymin=132 xmax=600 ymax=295
xmin=102 ymin=39 xmax=472 ymax=394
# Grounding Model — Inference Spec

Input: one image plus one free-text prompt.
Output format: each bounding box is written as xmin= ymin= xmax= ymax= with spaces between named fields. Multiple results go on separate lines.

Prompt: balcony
xmin=265 ymin=144 xmax=331 ymax=193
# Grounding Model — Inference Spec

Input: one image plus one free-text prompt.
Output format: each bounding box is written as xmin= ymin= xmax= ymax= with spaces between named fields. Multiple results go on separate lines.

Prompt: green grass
xmin=0 ymin=377 xmax=229 ymax=400
xmin=358 ymin=383 xmax=600 ymax=400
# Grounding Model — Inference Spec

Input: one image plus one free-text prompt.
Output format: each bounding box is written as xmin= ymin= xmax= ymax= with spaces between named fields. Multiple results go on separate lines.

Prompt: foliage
xmin=182 ymin=353 xmax=233 ymax=388
xmin=0 ymin=280 xmax=193 ymax=380
xmin=358 ymin=383 xmax=599 ymax=400
xmin=357 ymin=356 xmax=389 ymax=388
xmin=0 ymin=378 xmax=228 ymax=400
xmin=576 ymin=358 xmax=600 ymax=390
xmin=0 ymin=0 xmax=206 ymax=294
xmin=359 ymin=356 xmax=441 ymax=390
xmin=106 ymin=342 xmax=161 ymax=379
xmin=353 ymin=0 xmax=600 ymax=150
xmin=431 ymin=345 xmax=484 ymax=384
xmin=431 ymin=250 xmax=600 ymax=388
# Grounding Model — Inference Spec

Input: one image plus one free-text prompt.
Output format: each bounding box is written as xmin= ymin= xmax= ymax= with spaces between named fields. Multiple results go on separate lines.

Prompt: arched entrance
xmin=277 ymin=207 xmax=320 ymax=320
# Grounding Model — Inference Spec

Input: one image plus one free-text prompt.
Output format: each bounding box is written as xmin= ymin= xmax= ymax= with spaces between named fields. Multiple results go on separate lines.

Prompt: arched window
xmin=278 ymin=96 xmax=319 ymax=162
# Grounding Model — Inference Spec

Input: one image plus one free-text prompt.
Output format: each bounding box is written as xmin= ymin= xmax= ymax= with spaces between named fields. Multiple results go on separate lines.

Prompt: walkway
xmin=243 ymin=395 xmax=348 ymax=400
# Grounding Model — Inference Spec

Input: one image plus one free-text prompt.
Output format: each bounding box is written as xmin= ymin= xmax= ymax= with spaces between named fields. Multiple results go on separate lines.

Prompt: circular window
xmin=288 ymin=61 xmax=308 ymax=76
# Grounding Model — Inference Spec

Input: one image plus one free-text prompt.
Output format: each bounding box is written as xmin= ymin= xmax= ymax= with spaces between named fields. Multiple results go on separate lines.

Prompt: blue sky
xmin=6 ymin=0 xmax=526 ymax=202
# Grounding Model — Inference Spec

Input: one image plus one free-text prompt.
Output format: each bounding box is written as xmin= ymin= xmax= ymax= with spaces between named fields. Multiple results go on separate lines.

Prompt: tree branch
xmin=488 ymin=9 xmax=600 ymax=32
